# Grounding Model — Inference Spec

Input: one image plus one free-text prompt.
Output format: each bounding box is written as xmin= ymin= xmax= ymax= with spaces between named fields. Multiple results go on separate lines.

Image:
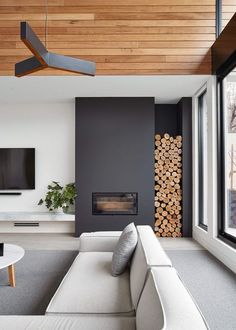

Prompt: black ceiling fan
xmin=15 ymin=22 xmax=96 ymax=77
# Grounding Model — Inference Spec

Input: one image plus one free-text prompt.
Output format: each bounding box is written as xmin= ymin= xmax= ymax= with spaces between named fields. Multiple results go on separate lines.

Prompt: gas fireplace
xmin=92 ymin=193 xmax=138 ymax=215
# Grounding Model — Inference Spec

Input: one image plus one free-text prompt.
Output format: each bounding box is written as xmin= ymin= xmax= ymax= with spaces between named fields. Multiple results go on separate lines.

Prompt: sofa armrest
xmin=79 ymin=231 xmax=121 ymax=252
xmin=136 ymin=267 xmax=209 ymax=330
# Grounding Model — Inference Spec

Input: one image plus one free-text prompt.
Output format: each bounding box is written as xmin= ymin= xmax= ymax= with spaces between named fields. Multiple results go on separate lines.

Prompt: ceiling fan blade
xmin=48 ymin=52 xmax=96 ymax=76
xmin=15 ymin=56 xmax=46 ymax=77
xmin=20 ymin=22 xmax=48 ymax=65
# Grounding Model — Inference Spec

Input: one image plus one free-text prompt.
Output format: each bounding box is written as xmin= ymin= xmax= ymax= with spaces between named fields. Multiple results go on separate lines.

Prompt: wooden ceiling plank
xmin=94 ymin=13 xmax=216 ymax=20
xmin=46 ymin=34 xmax=216 ymax=41
xmin=24 ymin=48 xmax=211 ymax=56
xmin=0 ymin=12 xmax=215 ymax=20
xmin=223 ymin=0 xmax=236 ymax=5
xmin=0 ymin=5 xmax=216 ymax=14
xmin=0 ymin=19 xmax=216 ymax=28
xmin=0 ymin=27 xmax=216 ymax=36
xmin=62 ymin=0 xmax=215 ymax=6
xmin=42 ymin=40 xmax=213 ymax=49
xmin=0 ymin=0 xmax=64 ymax=6
xmin=48 ymin=19 xmax=216 ymax=27
xmin=2 ymin=57 xmax=211 ymax=63
xmin=222 ymin=5 xmax=236 ymax=12
xmin=222 ymin=12 xmax=234 ymax=19
xmin=95 ymin=62 xmax=210 ymax=69
xmin=0 ymin=70 xmax=212 ymax=76
xmin=47 ymin=5 xmax=216 ymax=13
xmin=0 ymin=34 xmax=216 ymax=41
xmin=0 ymin=54 xmax=212 ymax=64
xmin=0 ymin=26 xmax=216 ymax=35
xmin=0 ymin=48 xmax=210 ymax=56
xmin=0 ymin=21 xmax=45 ymax=28
xmin=0 ymin=13 xmax=95 ymax=20
xmin=29 ymin=68 xmax=211 ymax=75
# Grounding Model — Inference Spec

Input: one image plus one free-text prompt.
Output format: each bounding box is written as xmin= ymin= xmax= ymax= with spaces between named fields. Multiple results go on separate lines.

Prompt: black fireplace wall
xmin=75 ymin=97 xmax=155 ymax=236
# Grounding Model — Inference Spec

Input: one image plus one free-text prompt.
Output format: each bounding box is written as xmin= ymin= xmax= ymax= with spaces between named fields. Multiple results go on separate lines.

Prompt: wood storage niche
xmin=154 ymin=133 xmax=182 ymax=237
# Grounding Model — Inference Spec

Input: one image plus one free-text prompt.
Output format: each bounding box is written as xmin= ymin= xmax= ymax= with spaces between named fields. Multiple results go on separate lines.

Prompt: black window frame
xmin=217 ymin=58 xmax=236 ymax=249
xmin=198 ymin=90 xmax=208 ymax=231
xmin=216 ymin=0 xmax=222 ymax=38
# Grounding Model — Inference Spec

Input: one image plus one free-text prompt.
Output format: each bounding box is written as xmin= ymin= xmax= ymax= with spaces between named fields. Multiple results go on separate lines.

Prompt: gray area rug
xmin=167 ymin=250 xmax=236 ymax=330
xmin=0 ymin=250 xmax=77 ymax=315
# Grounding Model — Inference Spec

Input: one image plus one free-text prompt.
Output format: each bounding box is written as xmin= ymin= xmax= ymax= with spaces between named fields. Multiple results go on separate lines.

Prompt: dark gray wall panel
xmin=178 ymin=97 xmax=193 ymax=237
xmin=75 ymin=97 xmax=155 ymax=236
xmin=155 ymin=104 xmax=179 ymax=136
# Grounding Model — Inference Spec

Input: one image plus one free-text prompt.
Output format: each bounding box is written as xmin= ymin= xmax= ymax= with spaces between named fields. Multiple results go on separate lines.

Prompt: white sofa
xmin=0 ymin=226 xmax=208 ymax=330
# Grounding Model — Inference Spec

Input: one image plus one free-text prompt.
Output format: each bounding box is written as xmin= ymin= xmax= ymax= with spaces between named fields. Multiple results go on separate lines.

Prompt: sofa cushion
xmin=46 ymin=252 xmax=134 ymax=315
xmin=136 ymin=268 xmax=208 ymax=330
xmin=0 ymin=316 xmax=136 ymax=330
xmin=79 ymin=231 xmax=121 ymax=252
xmin=112 ymin=223 xmax=137 ymax=276
xmin=130 ymin=225 xmax=172 ymax=308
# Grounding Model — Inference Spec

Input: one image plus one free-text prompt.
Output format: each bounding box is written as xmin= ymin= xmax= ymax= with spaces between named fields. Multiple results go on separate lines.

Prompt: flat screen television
xmin=0 ymin=148 xmax=35 ymax=190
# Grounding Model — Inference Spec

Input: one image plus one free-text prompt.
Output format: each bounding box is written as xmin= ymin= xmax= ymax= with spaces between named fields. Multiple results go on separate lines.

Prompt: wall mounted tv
xmin=0 ymin=148 xmax=35 ymax=190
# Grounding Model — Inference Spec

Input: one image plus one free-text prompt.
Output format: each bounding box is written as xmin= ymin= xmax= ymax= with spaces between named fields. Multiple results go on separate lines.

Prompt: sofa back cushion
xmin=79 ymin=232 xmax=121 ymax=252
xmin=130 ymin=226 xmax=172 ymax=308
xmin=136 ymin=268 xmax=208 ymax=330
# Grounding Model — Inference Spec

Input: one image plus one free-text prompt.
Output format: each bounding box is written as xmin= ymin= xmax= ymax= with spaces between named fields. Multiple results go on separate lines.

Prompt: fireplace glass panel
xmin=92 ymin=192 xmax=138 ymax=215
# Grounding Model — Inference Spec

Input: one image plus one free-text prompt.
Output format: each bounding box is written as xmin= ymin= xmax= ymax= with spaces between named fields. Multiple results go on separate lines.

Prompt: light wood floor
xmin=0 ymin=233 xmax=204 ymax=251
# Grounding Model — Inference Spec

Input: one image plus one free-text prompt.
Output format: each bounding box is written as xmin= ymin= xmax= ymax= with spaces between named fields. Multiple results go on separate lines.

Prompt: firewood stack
xmin=154 ymin=133 xmax=182 ymax=237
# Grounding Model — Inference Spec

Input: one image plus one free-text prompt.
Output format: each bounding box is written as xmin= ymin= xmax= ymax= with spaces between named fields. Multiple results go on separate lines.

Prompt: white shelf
xmin=0 ymin=212 xmax=75 ymax=222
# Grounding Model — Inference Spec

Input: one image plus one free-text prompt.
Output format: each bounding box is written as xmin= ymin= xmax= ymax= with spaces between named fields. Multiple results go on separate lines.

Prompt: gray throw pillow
xmin=111 ymin=222 xmax=138 ymax=276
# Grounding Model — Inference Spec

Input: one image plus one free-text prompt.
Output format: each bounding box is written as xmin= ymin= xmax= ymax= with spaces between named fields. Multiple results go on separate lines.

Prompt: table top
xmin=0 ymin=244 xmax=24 ymax=269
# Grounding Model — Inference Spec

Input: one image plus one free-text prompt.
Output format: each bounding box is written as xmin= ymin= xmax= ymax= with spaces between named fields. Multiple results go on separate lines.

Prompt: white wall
xmin=0 ymin=76 xmax=210 ymax=105
xmin=0 ymin=102 xmax=75 ymax=212
xmin=193 ymin=77 xmax=236 ymax=274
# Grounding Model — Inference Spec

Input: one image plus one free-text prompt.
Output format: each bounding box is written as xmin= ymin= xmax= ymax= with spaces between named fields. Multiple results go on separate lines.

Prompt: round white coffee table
xmin=0 ymin=244 xmax=25 ymax=287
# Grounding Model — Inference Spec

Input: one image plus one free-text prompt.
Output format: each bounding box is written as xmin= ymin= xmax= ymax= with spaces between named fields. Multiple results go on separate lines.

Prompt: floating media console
xmin=92 ymin=192 xmax=138 ymax=215
xmin=0 ymin=212 xmax=75 ymax=222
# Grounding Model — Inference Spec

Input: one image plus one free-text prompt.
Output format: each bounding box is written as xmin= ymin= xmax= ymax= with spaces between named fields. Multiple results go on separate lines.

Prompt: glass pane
xmin=224 ymin=72 xmax=236 ymax=238
xmin=198 ymin=91 xmax=208 ymax=228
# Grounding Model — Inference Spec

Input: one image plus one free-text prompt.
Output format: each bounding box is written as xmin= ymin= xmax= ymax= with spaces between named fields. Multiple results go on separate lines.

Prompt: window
xmin=218 ymin=69 xmax=236 ymax=247
xmin=198 ymin=91 xmax=208 ymax=230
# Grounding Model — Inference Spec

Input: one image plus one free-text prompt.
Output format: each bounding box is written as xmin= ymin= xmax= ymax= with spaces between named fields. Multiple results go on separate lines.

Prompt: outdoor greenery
xmin=38 ymin=181 xmax=77 ymax=212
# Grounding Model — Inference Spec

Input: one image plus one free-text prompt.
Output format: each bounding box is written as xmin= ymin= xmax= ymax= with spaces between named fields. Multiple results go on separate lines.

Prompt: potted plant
xmin=38 ymin=181 xmax=77 ymax=214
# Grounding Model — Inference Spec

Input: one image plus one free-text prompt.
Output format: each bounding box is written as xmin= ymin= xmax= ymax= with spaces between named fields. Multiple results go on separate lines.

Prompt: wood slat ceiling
xmin=222 ymin=0 xmax=236 ymax=31
xmin=0 ymin=0 xmax=216 ymax=76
